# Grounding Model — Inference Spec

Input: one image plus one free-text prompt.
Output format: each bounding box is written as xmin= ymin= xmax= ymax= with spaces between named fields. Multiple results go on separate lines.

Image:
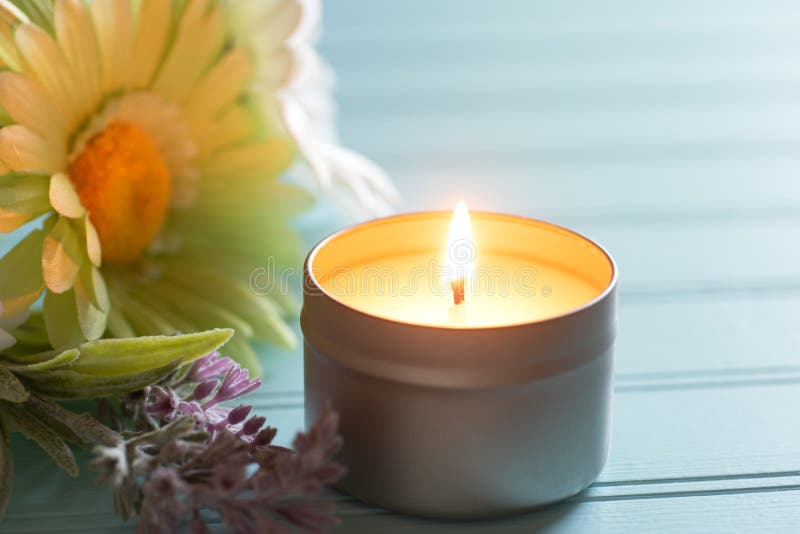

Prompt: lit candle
xmin=303 ymin=206 xmax=618 ymax=517
xmin=446 ymin=201 xmax=472 ymax=307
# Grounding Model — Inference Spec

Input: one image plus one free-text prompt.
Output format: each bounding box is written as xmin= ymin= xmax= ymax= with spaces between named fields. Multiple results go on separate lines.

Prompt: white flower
xmin=229 ymin=0 xmax=400 ymax=216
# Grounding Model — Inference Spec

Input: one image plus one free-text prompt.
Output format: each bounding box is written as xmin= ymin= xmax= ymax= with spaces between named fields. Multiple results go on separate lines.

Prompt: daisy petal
xmin=0 ymin=124 xmax=64 ymax=173
xmin=256 ymin=0 xmax=303 ymax=52
xmin=90 ymin=0 xmax=134 ymax=93
xmin=55 ymin=0 xmax=102 ymax=109
xmin=130 ymin=0 xmax=171 ymax=88
xmin=0 ymin=227 xmax=45 ymax=317
xmin=256 ymin=46 xmax=294 ymax=89
xmin=105 ymin=304 xmax=135 ymax=338
xmin=43 ymin=287 xmax=84 ymax=349
xmin=192 ymin=105 xmax=257 ymax=157
xmin=0 ymin=327 xmax=14 ymax=351
xmin=0 ymin=173 xmax=50 ymax=232
xmin=42 ymin=216 xmax=82 ymax=293
xmin=49 ymin=173 xmax=85 ymax=218
xmin=82 ymin=215 xmax=101 ymax=266
xmin=0 ymin=71 xmax=65 ymax=138
xmin=14 ymin=22 xmax=82 ymax=127
xmin=184 ymin=48 xmax=252 ymax=121
xmin=0 ymin=4 xmax=25 ymax=71
xmin=152 ymin=0 xmax=226 ymax=101
xmin=74 ymin=267 xmax=107 ymax=340
xmin=199 ymin=138 xmax=293 ymax=179
xmin=0 ymin=310 xmax=29 ymax=331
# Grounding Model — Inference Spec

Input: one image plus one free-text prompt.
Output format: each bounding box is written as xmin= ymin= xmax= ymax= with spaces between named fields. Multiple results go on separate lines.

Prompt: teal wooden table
xmin=5 ymin=0 xmax=800 ymax=531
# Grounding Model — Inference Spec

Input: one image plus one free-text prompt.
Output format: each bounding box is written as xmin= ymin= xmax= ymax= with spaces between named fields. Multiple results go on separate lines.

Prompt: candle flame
xmin=445 ymin=201 xmax=474 ymax=305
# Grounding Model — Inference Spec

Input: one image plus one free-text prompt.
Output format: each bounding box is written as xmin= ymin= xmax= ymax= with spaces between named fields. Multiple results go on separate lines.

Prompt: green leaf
xmin=24 ymin=395 xmax=118 ymax=447
xmin=70 ymin=328 xmax=233 ymax=376
xmin=1 ymin=401 xmax=77 ymax=476
xmin=0 ymin=366 xmax=28 ymax=402
xmin=0 ymin=419 xmax=11 ymax=520
xmin=16 ymin=361 xmax=182 ymax=399
xmin=9 ymin=347 xmax=79 ymax=372
xmin=14 ymin=330 xmax=232 ymax=399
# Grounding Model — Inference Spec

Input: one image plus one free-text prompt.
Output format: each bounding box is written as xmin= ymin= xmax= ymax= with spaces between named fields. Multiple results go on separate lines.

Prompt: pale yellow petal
xmin=42 ymin=216 xmax=82 ymax=293
xmin=256 ymin=46 xmax=294 ymax=89
xmin=152 ymin=0 xmax=226 ymax=101
xmin=129 ymin=0 xmax=171 ymax=88
xmin=55 ymin=0 xmax=102 ymax=109
xmin=0 ymin=1 xmax=26 ymax=71
xmin=83 ymin=216 xmax=101 ymax=266
xmin=14 ymin=23 xmax=82 ymax=127
xmin=0 ymin=71 xmax=65 ymax=138
xmin=183 ymin=48 xmax=252 ymax=121
xmin=199 ymin=138 xmax=293 ymax=179
xmin=49 ymin=172 xmax=84 ymax=218
xmin=0 ymin=124 xmax=64 ymax=173
xmin=91 ymin=0 xmax=135 ymax=93
xmin=192 ymin=105 xmax=257 ymax=157
xmin=74 ymin=266 xmax=106 ymax=340
xmin=253 ymin=0 xmax=302 ymax=53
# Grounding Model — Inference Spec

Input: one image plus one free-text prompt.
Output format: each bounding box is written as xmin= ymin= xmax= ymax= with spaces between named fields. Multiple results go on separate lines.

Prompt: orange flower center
xmin=68 ymin=122 xmax=171 ymax=265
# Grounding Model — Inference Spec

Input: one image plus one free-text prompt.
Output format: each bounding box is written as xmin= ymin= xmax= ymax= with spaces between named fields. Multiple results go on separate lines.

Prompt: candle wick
xmin=451 ymin=278 xmax=465 ymax=306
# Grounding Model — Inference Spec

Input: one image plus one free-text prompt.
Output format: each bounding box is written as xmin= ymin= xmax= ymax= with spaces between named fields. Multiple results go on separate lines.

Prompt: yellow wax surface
xmin=310 ymin=211 xmax=614 ymax=329
xmin=323 ymin=252 xmax=600 ymax=328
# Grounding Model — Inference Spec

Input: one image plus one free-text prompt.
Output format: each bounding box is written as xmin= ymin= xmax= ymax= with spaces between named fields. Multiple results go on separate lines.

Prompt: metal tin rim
xmin=304 ymin=209 xmax=618 ymax=333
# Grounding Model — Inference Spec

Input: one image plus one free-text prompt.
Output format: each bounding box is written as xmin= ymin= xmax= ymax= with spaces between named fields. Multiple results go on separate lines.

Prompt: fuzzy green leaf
xmin=70 ymin=329 xmax=233 ymax=376
xmin=1 ymin=402 xmax=78 ymax=476
xmin=24 ymin=395 xmax=119 ymax=447
xmin=18 ymin=361 xmax=183 ymax=399
xmin=0 ymin=419 xmax=11 ymax=520
xmin=0 ymin=366 xmax=28 ymax=402
xmin=10 ymin=348 xmax=79 ymax=372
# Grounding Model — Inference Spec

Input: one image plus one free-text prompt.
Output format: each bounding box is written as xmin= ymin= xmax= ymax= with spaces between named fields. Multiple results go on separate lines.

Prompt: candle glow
xmin=445 ymin=201 xmax=474 ymax=305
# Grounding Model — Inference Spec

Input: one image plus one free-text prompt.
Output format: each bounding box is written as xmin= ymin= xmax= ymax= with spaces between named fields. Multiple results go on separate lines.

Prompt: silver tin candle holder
xmin=302 ymin=211 xmax=618 ymax=518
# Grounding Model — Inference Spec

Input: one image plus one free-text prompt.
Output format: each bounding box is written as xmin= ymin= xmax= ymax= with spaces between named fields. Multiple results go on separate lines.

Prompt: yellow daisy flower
xmin=0 ymin=0 xmax=391 ymax=371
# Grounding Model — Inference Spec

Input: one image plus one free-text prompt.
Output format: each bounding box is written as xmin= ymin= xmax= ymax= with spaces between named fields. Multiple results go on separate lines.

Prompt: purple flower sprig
xmin=91 ymin=352 xmax=346 ymax=534
xmin=144 ymin=352 xmax=265 ymax=440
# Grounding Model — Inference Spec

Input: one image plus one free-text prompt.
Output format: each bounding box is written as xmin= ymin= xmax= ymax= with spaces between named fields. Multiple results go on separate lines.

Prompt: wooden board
xmin=5 ymin=0 xmax=800 ymax=532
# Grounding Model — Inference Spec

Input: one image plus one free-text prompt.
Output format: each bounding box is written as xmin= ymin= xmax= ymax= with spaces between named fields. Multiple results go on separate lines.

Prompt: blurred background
xmin=322 ymin=0 xmax=800 ymax=218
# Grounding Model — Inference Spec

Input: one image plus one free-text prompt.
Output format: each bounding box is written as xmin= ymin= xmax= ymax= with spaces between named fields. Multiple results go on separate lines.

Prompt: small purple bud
xmin=193 ymin=380 xmax=217 ymax=400
xmin=227 ymin=405 xmax=252 ymax=425
xmin=241 ymin=416 xmax=266 ymax=436
xmin=253 ymin=426 xmax=278 ymax=447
